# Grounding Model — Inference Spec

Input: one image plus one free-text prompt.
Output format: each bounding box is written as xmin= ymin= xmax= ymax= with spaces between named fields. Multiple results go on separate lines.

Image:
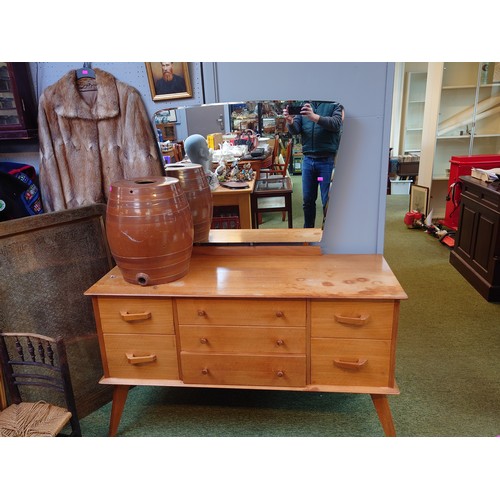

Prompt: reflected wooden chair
xmin=260 ymin=140 xmax=292 ymax=179
xmin=172 ymin=142 xmax=184 ymax=162
xmin=270 ymin=135 xmax=281 ymax=164
xmin=256 ymin=141 xmax=293 ymax=223
xmin=0 ymin=332 xmax=81 ymax=437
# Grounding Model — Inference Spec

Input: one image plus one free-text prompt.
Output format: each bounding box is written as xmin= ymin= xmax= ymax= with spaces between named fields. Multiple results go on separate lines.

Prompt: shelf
xmin=437 ymin=134 xmax=500 ymax=140
xmin=442 ymin=85 xmax=477 ymax=90
xmin=436 ymin=135 xmax=473 ymax=140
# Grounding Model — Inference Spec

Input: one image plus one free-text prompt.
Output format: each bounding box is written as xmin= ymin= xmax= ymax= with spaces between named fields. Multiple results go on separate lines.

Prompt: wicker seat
xmin=0 ymin=332 xmax=81 ymax=437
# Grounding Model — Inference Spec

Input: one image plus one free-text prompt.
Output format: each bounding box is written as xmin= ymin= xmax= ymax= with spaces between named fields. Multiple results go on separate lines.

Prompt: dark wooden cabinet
xmin=0 ymin=62 xmax=38 ymax=140
xmin=450 ymin=176 xmax=500 ymax=301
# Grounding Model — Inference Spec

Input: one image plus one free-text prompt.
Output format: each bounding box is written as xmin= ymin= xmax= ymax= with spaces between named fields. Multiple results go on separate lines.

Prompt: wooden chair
xmin=172 ymin=142 xmax=184 ymax=162
xmin=270 ymin=135 xmax=280 ymax=163
xmin=257 ymin=141 xmax=293 ymax=223
xmin=260 ymin=140 xmax=293 ymax=179
xmin=0 ymin=332 xmax=81 ymax=437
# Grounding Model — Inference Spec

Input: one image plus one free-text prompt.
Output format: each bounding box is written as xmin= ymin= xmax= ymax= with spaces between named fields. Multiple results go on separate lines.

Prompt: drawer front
xmin=177 ymin=298 xmax=306 ymax=327
xmin=311 ymin=338 xmax=391 ymax=387
xmin=179 ymin=325 xmax=306 ymax=354
xmin=311 ymin=300 xmax=394 ymax=340
xmin=181 ymin=353 xmax=306 ymax=387
xmin=98 ymin=297 xmax=174 ymax=335
xmin=104 ymin=334 xmax=179 ymax=379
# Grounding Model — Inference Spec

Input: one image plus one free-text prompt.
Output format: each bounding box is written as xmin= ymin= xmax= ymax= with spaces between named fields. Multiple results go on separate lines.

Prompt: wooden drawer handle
xmin=275 ymin=311 xmax=284 ymax=318
xmin=334 ymin=313 xmax=369 ymax=326
xmin=126 ymin=353 xmax=157 ymax=365
xmin=201 ymin=368 xmax=209 ymax=375
xmin=197 ymin=310 xmax=207 ymax=317
xmin=333 ymin=358 xmax=367 ymax=370
xmin=276 ymin=339 xmax=284 ymax=346
xmin=200 ymin=337 xmax=208 ymax=344
xmin=120 ymin=311 xmax=152 ymax=322
xmin=276 ymin=370 xmax=285 ymax=377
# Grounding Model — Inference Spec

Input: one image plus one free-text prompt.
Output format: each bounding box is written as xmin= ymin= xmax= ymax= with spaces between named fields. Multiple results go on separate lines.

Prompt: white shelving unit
xmin=419 ymin=62 xmax=500 ymax=217
xmin=402 ymin=71 xmax=427 ymax=154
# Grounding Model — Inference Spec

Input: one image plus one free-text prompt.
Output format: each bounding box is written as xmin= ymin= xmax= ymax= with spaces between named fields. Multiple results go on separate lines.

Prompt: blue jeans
xmin=301 ymin=155 xmax=335 ymax=228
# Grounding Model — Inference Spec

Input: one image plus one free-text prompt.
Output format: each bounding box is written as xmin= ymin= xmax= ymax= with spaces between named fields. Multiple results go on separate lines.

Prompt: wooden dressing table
xmin=86 ymin=249 xmax=407 ymax=437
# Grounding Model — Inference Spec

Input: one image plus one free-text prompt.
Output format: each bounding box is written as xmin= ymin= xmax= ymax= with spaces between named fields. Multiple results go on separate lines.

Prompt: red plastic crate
xmin=443 ymin=154 xmax=500 ymax=230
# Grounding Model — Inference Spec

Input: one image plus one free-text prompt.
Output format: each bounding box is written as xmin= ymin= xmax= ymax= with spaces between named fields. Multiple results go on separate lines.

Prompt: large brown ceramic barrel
xmin=165 ymin=162 xmax=213 ymax=243
xmin=106 ymin=176 xmax=194 ymax=286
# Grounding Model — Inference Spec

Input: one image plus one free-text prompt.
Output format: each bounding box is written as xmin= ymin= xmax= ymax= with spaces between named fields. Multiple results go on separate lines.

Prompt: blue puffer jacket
xmin=287 ymin=101 xmax=343 ymax=156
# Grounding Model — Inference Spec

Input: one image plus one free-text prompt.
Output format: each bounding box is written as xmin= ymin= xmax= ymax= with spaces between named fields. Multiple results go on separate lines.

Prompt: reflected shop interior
xmin=153 ymin=100 xmax=334 ymax=237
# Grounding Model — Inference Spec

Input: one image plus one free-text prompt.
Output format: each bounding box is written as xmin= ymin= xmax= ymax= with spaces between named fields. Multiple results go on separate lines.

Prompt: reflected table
xmin=251 ymin=176 xmax=293 ymax=229
xmin=212 ymin=177 xmax=256 ymax=229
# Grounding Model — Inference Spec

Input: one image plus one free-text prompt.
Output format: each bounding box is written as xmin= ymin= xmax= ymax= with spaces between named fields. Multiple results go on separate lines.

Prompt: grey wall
xmin=1 ymin=61 xmax=394 ymax=255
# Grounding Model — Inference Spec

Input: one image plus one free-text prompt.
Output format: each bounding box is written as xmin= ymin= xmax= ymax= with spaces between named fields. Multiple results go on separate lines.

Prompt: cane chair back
xmin=0 ymin=332 xmax=81 ymax=437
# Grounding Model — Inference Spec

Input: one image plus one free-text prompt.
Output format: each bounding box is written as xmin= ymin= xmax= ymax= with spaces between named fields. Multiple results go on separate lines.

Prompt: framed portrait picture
xmin=145 ymin=62 xmax=193 ymax=101
xmin=409 ymin=184 xmax=430 ymax=216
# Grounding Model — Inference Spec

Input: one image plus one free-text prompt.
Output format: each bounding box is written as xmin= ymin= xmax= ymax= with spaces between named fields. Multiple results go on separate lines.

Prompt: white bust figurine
xmin=184 ymin=134 xmax=219 ymax=190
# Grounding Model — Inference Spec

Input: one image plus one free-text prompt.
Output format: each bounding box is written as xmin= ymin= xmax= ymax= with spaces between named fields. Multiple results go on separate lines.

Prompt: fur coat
xmin=38 ymin=68 xmax=163 ymax=212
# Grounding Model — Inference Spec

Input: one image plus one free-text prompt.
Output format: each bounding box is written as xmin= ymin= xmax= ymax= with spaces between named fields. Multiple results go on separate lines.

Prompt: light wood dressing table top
xmin=85 ymin=254 xmax=407 ymax=300
xmin=207 ymin=228 xmax=322 ymax=244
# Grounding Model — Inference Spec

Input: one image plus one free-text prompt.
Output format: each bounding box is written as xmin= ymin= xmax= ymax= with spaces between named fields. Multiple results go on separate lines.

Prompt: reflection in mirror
xmin=153 ymin=100 xmax=338 ymax=240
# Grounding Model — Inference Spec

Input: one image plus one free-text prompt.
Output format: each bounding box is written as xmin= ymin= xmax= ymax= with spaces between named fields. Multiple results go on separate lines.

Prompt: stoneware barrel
xmin=165 ymin=162 xmax=213 ymax=243
xmin=106 ymin=176 xmax=194 ymax=286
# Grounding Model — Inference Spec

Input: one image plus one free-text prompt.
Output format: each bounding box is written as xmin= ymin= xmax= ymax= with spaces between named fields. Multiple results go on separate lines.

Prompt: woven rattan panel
xmin=0 ymin=204 xmax=114 ymax=418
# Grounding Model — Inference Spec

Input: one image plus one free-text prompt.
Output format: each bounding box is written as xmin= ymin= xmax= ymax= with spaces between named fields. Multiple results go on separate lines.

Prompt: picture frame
xmin=145 ymin=62 xmax=193 ymax=102
xmin=155 ymin=108 xmax=177 ymax=124
xmin=409 ymin=184 xmax=430 ymax=216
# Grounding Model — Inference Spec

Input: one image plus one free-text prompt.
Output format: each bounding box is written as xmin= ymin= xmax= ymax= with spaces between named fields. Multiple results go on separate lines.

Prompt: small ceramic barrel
xmin=165 ymin=162 xmax=213 ymax=243
xmin=106 ymin=176 xmax=193 ymax=286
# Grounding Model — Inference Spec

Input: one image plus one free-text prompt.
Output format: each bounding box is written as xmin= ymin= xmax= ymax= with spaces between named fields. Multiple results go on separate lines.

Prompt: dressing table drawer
xmin=310 ymin=338 xmax=392 ymax=387
xmin=97 ymin=297 xmax=174 ymax=335
xmin=180 ymin=352 xmax=306 ymax=387
xmin=179 ymin=325 xmax=306 ymax=354
xmin=176 ymin=298 xmax=306 ymax=327
xmin=311 ymin=301 xmax=395 ymax=340
xmin=103 ymin=333 xmax=179 ymax=380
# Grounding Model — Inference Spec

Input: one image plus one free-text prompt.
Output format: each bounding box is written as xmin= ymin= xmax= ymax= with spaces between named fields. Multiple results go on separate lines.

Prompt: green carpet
xmin=79 ymin=192 xmax=500 ymax=437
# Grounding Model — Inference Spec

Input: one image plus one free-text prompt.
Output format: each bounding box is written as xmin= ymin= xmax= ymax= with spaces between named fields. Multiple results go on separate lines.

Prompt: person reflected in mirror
xmin=155 ymin=62 xmax=187 ymax=94
xmin=284 ymin=101 xmax=344 ymax=228
xmin=184 ymin=134 xmax=219 ymax=191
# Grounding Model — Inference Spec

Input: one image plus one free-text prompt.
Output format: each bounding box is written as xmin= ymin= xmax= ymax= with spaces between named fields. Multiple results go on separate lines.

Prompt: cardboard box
xmin=207 ymin=133 xmax=223 ymax=150
xmin=390 ymin=179 xmax=413 ymax=195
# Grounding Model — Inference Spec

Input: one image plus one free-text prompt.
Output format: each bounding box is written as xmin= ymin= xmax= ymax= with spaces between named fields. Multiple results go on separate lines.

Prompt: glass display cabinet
xmin=0 ymin=62 xmax=38 ymax=140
